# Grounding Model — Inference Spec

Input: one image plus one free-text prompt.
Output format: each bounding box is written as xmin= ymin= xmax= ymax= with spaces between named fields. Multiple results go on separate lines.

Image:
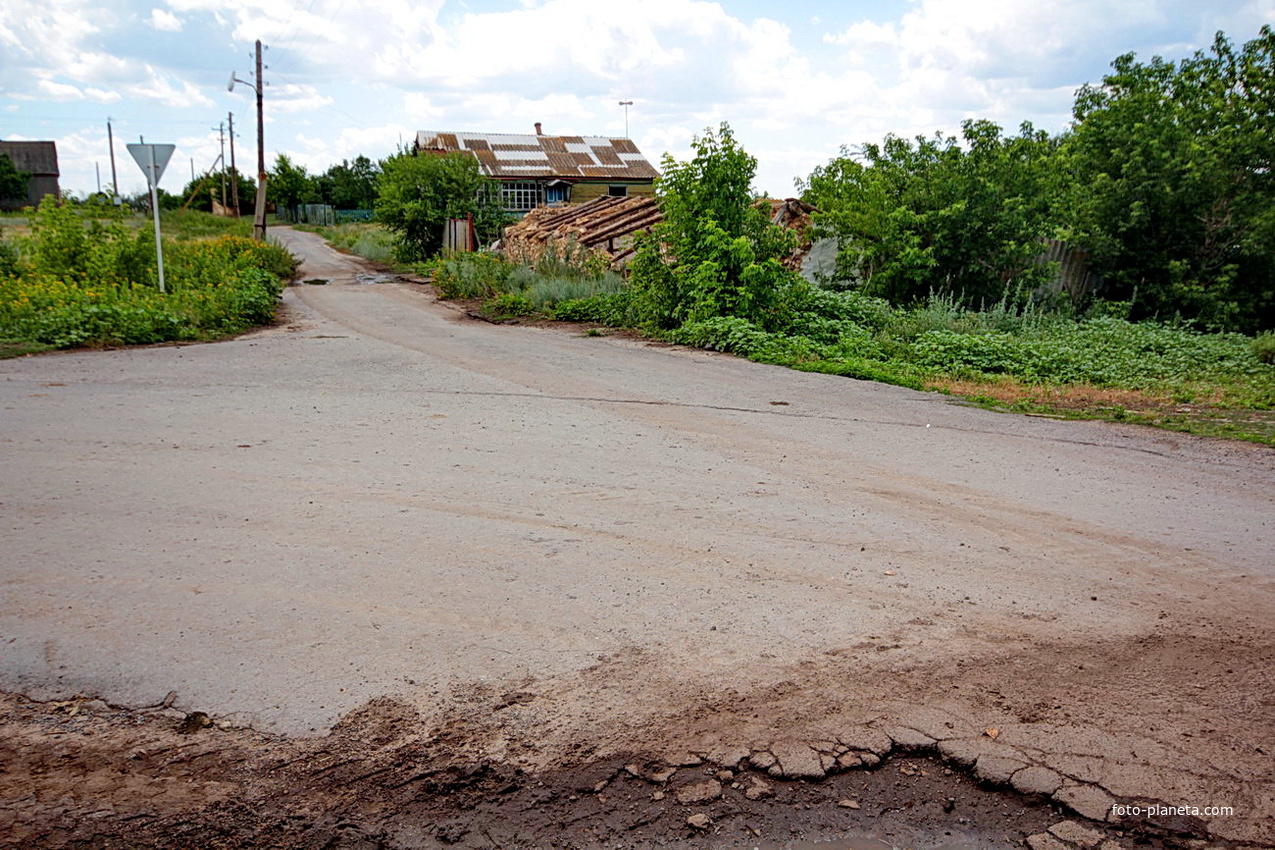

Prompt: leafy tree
xmin=179 ymin=170 xmax=256 ymax=215
xmin=178 ymin=175 xmax=218 ymax=213
xmin=315 ymin=156 xmax=379 ymax=209
xmin=1062 ymin=26 xmax=1275 ymax=331
xmin=629 ymin=122 xmax=799 ymax=329
xmin=267 ymin=154 xmax=317 ymax=210
xmin=374 ymin=150 xmax=506 ymax=261
xmin=0 ymin=153 xmax=28 ymax=204
xmin=800 ymin=120 xmax=1060 ymax=307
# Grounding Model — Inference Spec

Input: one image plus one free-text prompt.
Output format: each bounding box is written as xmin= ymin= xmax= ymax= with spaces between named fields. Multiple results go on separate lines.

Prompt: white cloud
xmin=149 ymin=8 xmax=182 ymax=31
xmin=126 ymin=70 xmax=214 ymax=108
xmin=265 ymin=82 xmax=334 ymax=114
xmin=3 ymin=0 xmax=1265 ymax=197
xmin=36 ymin=79 xmax=87 ymax=100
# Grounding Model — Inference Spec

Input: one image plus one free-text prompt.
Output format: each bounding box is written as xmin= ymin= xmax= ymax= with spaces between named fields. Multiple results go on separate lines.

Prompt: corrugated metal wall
xmin=1038 ymin=239 xmax=1102 ymax=298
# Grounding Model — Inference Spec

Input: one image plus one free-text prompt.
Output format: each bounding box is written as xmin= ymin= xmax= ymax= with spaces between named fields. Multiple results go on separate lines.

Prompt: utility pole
xmin=228 ymin=112 xmax=241 ymax=217
xmin=107 ymin=118 xmax=119 ymax=203
xmin=231 ymin=40 xmax=267 ymax=240
xmin=254 ymin=40 xmax=267 ymax=240
xmin=216 ymin=121 xmax=227 ymax=211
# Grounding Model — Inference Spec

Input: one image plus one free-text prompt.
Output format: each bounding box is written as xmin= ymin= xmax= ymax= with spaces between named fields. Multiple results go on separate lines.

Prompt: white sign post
xmin=127 ymin=143 xmax=175 ymax=293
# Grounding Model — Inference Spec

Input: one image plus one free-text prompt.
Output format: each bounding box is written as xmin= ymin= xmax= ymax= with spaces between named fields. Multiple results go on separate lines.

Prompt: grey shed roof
xmin=0 ymin=141 xmax=60 ymax=176
xmin=415 ymin=130 xmax=659 ymax=181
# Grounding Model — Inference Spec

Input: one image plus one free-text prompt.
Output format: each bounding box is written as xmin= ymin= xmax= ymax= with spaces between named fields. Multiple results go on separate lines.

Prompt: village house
xmin=414 ymin=124 xmax=658 ymax=215
xmin=0 ymin=140 xmax=60 ymax=211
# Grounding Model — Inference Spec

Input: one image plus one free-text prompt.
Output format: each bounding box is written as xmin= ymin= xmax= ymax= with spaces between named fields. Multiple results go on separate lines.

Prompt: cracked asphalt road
xmin=2 ymin=228 xmax=1273 ymax=846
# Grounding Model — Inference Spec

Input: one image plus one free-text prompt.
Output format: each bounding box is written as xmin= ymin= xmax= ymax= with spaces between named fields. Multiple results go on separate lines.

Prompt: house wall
xmin=24 ymin=176 xmax=60 ymax=209
xmin=568 ymin=182 xmax=655 ymax=204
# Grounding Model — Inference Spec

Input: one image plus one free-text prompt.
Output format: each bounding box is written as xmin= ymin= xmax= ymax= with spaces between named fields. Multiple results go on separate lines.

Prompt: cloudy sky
xmin=2 ymin=0 xmax=1271 ymax=199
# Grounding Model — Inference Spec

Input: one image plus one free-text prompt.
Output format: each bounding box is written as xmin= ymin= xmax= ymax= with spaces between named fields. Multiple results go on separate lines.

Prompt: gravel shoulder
xmin=1 ymin=228 xmax=1271 ymax=847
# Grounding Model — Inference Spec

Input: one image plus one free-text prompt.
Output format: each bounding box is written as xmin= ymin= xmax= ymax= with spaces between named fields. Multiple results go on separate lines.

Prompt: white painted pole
xmin=149 ymin=146 xmax=166 ymax=294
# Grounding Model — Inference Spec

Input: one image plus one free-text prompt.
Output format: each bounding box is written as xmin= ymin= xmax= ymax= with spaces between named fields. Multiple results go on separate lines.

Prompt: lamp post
xmin=229 ymin=40 xmax=267 ymax=240
xmin=618 ymin=100 xmax=633 ymax=138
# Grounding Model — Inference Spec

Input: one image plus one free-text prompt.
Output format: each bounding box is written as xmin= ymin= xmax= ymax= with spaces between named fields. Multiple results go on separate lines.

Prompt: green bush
xmin=429 ymin=252 xmax=512 ymax=299
xmin=549 ymin=292 xmax=636 ymax=325
xmin=525 ymin=272 xmax=624 ymax=310
xmin=1253 ymin=332 xmax=1275 ymax=365
xmin=486 ymin=291 xmax=534 ymax=317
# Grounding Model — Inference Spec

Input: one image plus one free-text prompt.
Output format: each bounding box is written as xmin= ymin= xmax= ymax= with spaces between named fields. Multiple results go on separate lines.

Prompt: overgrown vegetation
xmin=804 ymin=26 xmax=1275 ymax=335
xmin=302 ymin=222 xmax=397 ymax=265
xmin=376 ymin=151 xmax=508 ymax=262
xmin=800 ymin=120 xmax=1058 ymax=308
xmin=429 ymin=237 xmax=627 ymax=321
xmin=0 ymin=198 xmax=297 ymax=351
xmin=627 ymin=123 xmax=800 ymax=330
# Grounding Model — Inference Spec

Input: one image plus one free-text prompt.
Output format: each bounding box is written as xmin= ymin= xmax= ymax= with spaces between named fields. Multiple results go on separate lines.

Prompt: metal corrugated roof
xmin=415 ymin=130 xmax=658 ymax=181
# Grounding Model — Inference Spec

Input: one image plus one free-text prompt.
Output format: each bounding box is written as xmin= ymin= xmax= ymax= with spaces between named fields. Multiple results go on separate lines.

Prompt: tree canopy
xmin=313 ymin=156 xmax=379 ymax=210
xmin=801 ymin=120 xmax=1059 ymax=307
xmin=1060 ymin=25 xmax=1275 ymax=331
xmin=267 ymin=154 xmax=317 ymax=210
xmin=801 ymin=25 xmax=1275 ymax=332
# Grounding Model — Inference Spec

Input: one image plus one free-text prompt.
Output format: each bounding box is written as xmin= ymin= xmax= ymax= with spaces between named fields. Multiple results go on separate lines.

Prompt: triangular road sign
xmin=127 ymin=143 xmax=176 ymax=188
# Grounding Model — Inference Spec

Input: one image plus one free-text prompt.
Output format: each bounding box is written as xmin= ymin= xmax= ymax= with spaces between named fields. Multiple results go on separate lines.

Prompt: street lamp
xmin=618 ymin=100 xmax=633 ymax=138
xmin=229 ymin=40 xmax=268 ymax=241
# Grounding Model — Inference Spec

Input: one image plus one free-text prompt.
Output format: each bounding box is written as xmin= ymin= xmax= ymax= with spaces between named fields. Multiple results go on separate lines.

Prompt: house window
xmin=546 ymin=183 xmax=569 ymax=205
xmin=501 ymin=181 xmax=542 ymax=212
xmin=608 ymin=185 xmax=628 ymax=197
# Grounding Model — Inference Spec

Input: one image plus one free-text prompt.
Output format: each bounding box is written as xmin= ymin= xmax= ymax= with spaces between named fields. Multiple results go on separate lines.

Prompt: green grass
xmin=302 ymin=222 xmax=398 ymax=265
xmin=660 ymin=294 xmax=1275 ymax=444
xmin=0 ymin=338 xmax=54 ymax=358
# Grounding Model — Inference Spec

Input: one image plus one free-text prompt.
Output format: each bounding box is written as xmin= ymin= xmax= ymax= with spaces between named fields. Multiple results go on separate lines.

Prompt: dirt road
xmin=2 ymin=228 xmax=1272 ymax=848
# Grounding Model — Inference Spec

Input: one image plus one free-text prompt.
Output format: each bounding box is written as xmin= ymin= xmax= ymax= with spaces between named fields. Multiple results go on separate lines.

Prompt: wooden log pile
xmin=501 ymin=196 xmax=663 ymax=267
xmin=500 ymin=195 xmax=819 ymax=272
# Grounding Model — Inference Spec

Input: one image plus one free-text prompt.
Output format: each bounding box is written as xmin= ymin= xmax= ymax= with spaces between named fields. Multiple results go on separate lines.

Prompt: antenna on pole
xmin=618 ymin=101 xmax=633 ymax=138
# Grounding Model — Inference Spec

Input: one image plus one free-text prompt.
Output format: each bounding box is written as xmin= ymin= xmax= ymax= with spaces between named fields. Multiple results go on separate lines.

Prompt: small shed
xmin=0 ymin=141 xmax=61 ymax=211
xmin=415 ymin=126 xmax=658 ymax=216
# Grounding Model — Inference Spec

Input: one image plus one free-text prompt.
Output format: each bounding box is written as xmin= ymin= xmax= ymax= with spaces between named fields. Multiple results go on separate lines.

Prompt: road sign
xmin=126 ymin=143 xmax=175 ymax=293
xmin=126 ymin=143 xmax=175 ymax=188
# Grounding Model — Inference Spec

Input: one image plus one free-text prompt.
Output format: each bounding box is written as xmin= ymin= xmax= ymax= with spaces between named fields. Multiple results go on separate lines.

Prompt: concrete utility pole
xmin=230 ymin=40 xmax=268 ymax=240
xmin=228 ymin=112 xmax=241 ymax=217
xmin=216 ymin=121 xmax=227 ymax=210
xmin=106 ymin=119 xmax=119 ymax=203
